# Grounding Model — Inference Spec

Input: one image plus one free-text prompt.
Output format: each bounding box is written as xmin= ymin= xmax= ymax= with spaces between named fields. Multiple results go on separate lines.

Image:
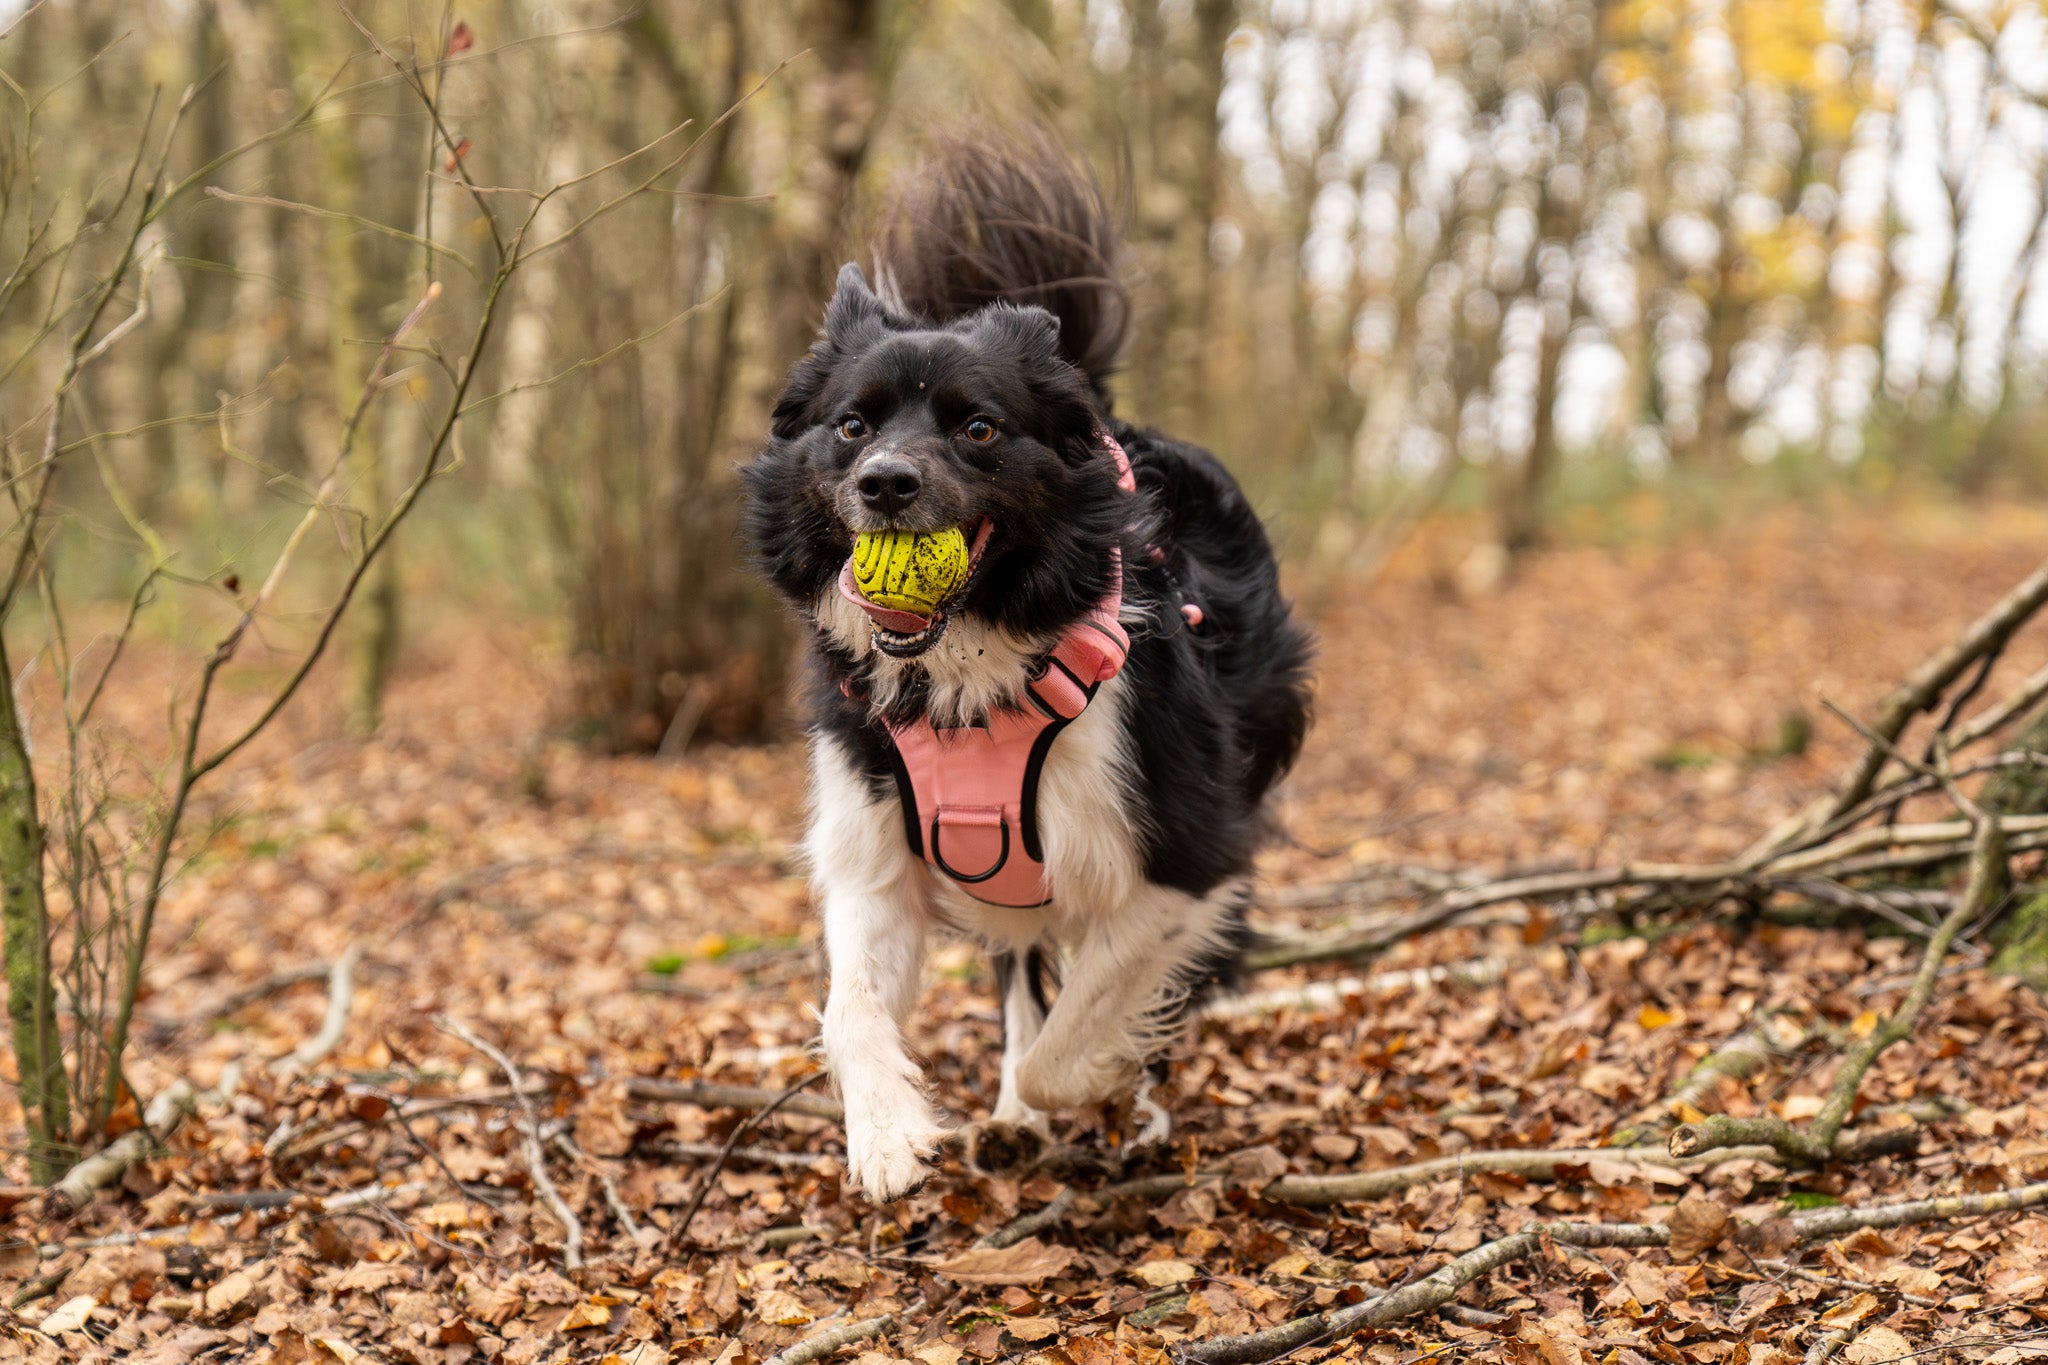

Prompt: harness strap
xmin=884 ymin=430 xmax=1135 ymax=907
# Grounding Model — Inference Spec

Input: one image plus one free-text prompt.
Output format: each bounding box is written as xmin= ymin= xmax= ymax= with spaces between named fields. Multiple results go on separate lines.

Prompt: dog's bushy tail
xmin=870 ymin=130 xmax=1128 ymax=388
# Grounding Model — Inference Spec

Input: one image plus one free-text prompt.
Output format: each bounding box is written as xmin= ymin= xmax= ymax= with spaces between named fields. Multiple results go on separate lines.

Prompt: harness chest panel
xmin=887 ymin=604 xmax=1129 ymax=907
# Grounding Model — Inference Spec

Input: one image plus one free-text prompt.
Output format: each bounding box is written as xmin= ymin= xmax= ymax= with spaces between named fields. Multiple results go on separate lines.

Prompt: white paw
xmin=844 ymin=1095 xmax=947 ymax=1202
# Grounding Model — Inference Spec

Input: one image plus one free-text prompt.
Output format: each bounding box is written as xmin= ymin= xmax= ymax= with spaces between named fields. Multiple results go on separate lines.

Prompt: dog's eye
xmin=962 ymin=418 xmax=997 ymax=443
xmin=838 ymin=415 xmax=868 ymax=440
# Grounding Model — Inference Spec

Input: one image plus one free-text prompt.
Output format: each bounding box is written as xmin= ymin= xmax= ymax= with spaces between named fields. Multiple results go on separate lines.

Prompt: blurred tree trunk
xmin=1491 ymin=0 xmax=1601 ymax=561
xmin=0 ymin=628 xmax=67 ymax=1183
xmin=216 ymin=0 xmax=298 ymax=509
xmin=767 ymin=0 xmax=885 ymax=375
xmin=1123 ymin=0 xmax=1233 ymax=433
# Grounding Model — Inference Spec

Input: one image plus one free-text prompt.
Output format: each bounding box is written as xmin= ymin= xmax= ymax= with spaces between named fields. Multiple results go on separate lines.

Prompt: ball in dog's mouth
xmin=839 ymin=520 xmax=992 ymax=659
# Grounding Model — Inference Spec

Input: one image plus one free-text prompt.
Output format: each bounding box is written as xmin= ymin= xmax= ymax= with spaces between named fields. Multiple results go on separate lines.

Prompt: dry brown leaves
xmin=5 ymin=501 xmax=2048 ymax=1365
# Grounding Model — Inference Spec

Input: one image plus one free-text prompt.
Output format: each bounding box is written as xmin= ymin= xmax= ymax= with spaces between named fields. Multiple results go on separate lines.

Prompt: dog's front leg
xmin=811 ymin=741 xmax=948 ymax=1201
xmin=1014 ymin=883 xmax=1239 ymax=1113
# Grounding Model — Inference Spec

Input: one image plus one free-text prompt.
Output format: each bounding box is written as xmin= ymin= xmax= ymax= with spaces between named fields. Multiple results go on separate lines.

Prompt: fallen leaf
xmin=1667 ymin=1194 xmax=1731 ymax=1261
xmin=1133 ymin=1260 xmax=1197 ymax=1287
xmin=1004 ymin=1316 xmax=1058 ymax=1342
xmin=1520 ymin=1320 xmax=1589 ymax=1365
xmin=1845 ymin=1327 xmax=1912 ymax=1364
xmin=38 ymin=1296 xmax=96 ymax=1336
xmin=1875 ymin=1265 xmax=1943 ymax=1296
xmin=1311 ymin=1133 xmax=1360 ymax=1162
xmin=753 ymin=1289 xmax=814 ymax=1327
xmin=204 ymin=1269 xmax=254 ymax=1320
xmin=930 ymin=1238 xmax=1074 ymax=1286
xmin=1781 ymin=1095 xmax=1826 ymax=1121
xmin=914 ymin=1346 xmax=964 ymax=1365
xmin=560 ymin=1300 xmax=615 ymax=1331
xmin=1730 ymin=1282 xmax=1787 ymax=1329
xmin=1622 ymin=1261 xmax=1668 ymax=1305
xmin=1819 ymin=1293 xmax=1884 ymax=1329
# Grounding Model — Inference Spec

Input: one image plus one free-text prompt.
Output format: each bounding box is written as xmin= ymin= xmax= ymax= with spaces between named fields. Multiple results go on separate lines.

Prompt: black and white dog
xmin=743 ymin=136 xmax=1312 ymax=1201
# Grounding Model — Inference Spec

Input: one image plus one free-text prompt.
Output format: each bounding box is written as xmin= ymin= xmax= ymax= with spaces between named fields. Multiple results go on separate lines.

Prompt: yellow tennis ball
xmin=852 ymin=527 xmax=970 ymax=616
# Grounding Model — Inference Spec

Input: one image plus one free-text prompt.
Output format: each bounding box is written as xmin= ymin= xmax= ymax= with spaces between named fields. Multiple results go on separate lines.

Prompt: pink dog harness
xmin=846 ymin=433 xmax=1137 ymax=908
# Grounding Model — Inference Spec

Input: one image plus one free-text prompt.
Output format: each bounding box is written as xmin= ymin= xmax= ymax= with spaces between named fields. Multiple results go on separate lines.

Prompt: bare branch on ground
xmin=434 ymin=1016 xmax=583 ymax=1272
xmin=1669 ymin=819 xmax=2006 ymax=1164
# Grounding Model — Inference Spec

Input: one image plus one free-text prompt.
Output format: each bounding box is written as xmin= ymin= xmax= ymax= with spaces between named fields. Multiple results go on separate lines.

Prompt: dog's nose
xmin=857 ymin=456 xmax=922 ymax=516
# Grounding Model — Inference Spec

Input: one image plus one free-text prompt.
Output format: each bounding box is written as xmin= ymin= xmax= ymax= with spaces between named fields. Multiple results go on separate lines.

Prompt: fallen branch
xmin=553 ymin=1132 xmax=646 ymax=1245
xmin=976 ymin=1188 xmax=1076 ymax=1250
xmin=1756 ymin=1260 xmax=1942 ymax=1310
xmin=434 ymin=1016 xmax=583 ymax=1272
xmin=1786 ymin=1176 xmax=2048 ymax=1239
xmin=1091 ymin=1143 xmax=1781 ymax=1208
xmin=1187 ymin=1178 xmax=2048 ymax=1362
xmin=1184 ymin=1223 xmax=1666 ymax=1365
xmin=1670 ymin=820 xmax=2005 ymax=1165
xmin=1803 ymin=1320 xmax=1856 ymax=1365
xmin=762 ymin=1223 xmax=833 ymax=1249
xmin=762 ymin=1302 xmax=921 ymax=1365
xmin=154 ymin=962 xmax=332 ymax=1030
xmin=51 ymin=949 xmax=362 ymax=1219
xmin=652 ymin=1140 xmax=832 ymax=1171
xmin=46 ymin=1080 xmax=196 ymax=1216
xmin=1200 ymin=958 xmax=1510 ymax=1018
xmin=42 ymin=1180 xmax=426 ymax=1257
xmin=1796 ymin=550 xmax=2048 ymax=844
xmin=283 ymin=944 xmax=363 ymax=1071
xmin=1609 ymin=1016 xmax=1813 ymax=1148
xmin=626 ymin=1077 xmax=843 ymax=1122
xmin=671 ymin=1072 xmax=826 ymax=1248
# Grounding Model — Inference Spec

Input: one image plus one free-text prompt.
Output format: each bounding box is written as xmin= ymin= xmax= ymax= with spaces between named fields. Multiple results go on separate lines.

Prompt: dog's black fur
xmin=741 ymin=131 xmax=1311 ymax=960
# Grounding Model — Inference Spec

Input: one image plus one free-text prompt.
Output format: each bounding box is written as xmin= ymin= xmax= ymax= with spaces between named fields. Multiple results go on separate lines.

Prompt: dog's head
xmin=744 ymin=264 xmax=1132 ymax=668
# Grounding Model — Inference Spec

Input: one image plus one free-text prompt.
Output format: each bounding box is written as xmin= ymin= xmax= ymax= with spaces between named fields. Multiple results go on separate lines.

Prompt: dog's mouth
xmin=839 ymin=519 xmax=994 ymax=659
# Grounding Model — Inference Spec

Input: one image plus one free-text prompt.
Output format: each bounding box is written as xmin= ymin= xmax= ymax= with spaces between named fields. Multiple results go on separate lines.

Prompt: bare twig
xmin=671 ymin=1072 xmax=826 ymax=1247
xmin=651 ymin=1140 xmax=831 ymax=1171
xmin=1188 ymin=1179 xmax=2048 ymax=1362
xmin=625 ymin=1077 xmax=844 ymax=1122
xmin=1780 ymin=552 xmax=2048 ymax=850
xmin=1757 ymin=1260 xmax=1942 ymax=1309
xmin=1609 ymin=1016 xmax=1815 ymax=1147
xmin=552 ymin=1132 xmax=646 ymax=1244
xmin=1670 ymin=819 xmax=2006 ymax=1164
xmin=762 ymin=1304 xmax=920 ymax=1365
xmin=1090 ymin=1143 xmax=1781 ymax=1207
xmin=283 ymin=945 xmax=363 ymax=1071
xmin=976 ymin=1188 xmax=1077 ymax=1250
xmin=46 ymin=1080 xmax=195 ymax=1216
xmin=433 ymin=1017 xmax=583 ymax=1272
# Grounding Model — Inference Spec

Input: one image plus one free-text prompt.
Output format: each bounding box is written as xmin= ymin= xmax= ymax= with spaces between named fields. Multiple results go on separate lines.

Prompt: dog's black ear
xmin=979 ymin=302 xmax=1064 ymax=364
xmin=770 ymin=264 xmax=901 ymax=439
xmin=823 ymin=262 xmax=891 ymax=340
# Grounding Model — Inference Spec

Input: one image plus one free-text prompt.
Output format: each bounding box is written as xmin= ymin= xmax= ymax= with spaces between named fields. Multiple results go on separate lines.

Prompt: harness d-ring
xmin=929 ymin=814 xmax=1010 ymax=884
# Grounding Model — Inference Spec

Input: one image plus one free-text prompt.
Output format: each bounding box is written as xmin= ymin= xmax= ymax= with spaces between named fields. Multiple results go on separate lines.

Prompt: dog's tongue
xmin=839 ymin=559 xmax=935 ymax=634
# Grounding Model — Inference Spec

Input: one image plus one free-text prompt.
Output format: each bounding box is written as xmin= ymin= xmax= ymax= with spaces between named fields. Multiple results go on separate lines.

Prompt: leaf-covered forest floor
xmin=6 ymin=500 xmax=2048 ymax=1364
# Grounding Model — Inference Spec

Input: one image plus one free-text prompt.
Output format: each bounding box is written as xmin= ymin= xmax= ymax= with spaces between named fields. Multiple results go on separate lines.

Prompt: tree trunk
xmin=0 ymin=627 xmax=69 ymax=1183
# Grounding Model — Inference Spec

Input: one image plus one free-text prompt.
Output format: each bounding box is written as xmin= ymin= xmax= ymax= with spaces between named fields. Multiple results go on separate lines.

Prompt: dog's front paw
xmin=1017 ymin=1050 xmax=1139 ymax=1113
xmin=844 ymin=1098 xmax=947 ymax=1203
xmin=957 ymin=1118 xmax=1048 ymax=1174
